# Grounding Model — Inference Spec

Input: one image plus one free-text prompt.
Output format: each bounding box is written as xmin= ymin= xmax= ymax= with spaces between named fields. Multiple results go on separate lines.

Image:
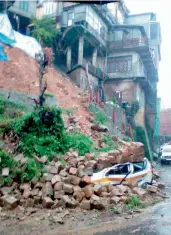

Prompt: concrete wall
xmin=104 ymin=79 xmax=136 ymax=103
xmin=0 ymin=89 xmax=57 ymax=111
xmin=9 ymin=0 xmax=37 ymax=18
xmin=104 ymin=79 xmax=145 ymax=127
xmin=96 ymin=56 xmax=105 ymax=71
xmin=108 ymin=28 xmax=142 ymax=42
xmin=36 ymin=2 xmax=57 ymax=19
xmin=68 ymin=67 xmax=98 ymax=91
xmin=107 ymin=52 xmax=146 ymax=78
xmin=160 ymin=109 xmax=171 ymax=136
xmin=135 ymin=83 xmax=145 ymax=127
xmin=10 ymin=0 xmax=58 ymax=19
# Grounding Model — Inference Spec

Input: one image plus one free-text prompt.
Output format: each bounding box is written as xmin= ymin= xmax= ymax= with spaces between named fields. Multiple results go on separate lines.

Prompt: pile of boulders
xmin=0 ymin=142 xmax=165 ymax=210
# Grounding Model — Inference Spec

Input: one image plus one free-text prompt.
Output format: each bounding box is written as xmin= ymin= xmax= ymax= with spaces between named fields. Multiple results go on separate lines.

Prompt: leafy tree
xmin=31 ymin=17 xmax=58 ymax=47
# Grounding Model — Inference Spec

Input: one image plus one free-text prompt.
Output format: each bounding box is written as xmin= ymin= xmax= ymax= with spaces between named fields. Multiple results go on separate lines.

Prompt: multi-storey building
xmin=8 ymin=1 xmax=161 ymax=141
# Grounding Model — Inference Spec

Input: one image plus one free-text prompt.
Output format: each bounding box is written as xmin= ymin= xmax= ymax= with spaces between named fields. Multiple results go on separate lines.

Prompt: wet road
xmin=94 ymin=163 xmax=171 ymax=235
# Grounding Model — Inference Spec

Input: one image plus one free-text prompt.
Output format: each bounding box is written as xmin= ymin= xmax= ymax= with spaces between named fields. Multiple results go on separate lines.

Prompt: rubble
xmin=0 ymin=145 xmax=165 ymax=212
xmin=147 ymin=185 xmax=158 ymax=193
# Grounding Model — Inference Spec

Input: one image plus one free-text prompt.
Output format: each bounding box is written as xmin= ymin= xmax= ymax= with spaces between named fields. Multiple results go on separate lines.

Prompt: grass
xmin=88 ymin=103 xmax=108 ymax=125
xmin=125 ymin=196 xmax=143 ymax=210
xmin=109 ymin=207 xmax=120 ymax=214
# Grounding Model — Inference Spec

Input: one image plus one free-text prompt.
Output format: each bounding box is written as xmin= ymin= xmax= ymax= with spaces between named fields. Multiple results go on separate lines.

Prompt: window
xmin=150 ymin=22 xmax=159 ymax=40
xmin=19 ymin=1 xmax=29 ymax=12
xmin=100 ymin=25 xmax=105 ymax=39
xmin=105 ymin=164 xmax=130 ymax=176
xmin=133 ymin=162 xmax=145 ymax=173
xmin=94 ymin=18 xmax=98 ymax=32
xmin=107 ymin=56 xmax=132 ymax=73
xmin=68 ymin=12 xmax=74 ymax=26
xmin=44 ymin=1 xmax=56 ymax=16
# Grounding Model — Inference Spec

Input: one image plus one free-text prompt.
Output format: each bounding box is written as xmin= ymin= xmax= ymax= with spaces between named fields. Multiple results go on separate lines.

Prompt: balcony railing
xmin=108 ymin=37 xmax=149 ymax=51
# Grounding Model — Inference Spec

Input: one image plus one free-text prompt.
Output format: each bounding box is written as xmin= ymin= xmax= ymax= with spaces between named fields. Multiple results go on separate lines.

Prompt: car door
xmin=104 ymin=163 xmax=133 ymax=185
xmin=132 ymin=159 xmax=152 ymax=185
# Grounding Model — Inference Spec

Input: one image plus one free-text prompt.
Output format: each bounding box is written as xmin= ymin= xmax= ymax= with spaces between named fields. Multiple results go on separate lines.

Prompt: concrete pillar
xmin=78 ymin=36 xmax=84 ymax=65
xmin=66 ymin=47 xmax=71 ymax=70
xmin=92 ymin=48 xmax=97 ymax=67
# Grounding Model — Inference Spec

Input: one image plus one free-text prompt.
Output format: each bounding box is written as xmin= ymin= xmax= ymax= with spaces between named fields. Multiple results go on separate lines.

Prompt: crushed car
xmin=90 ymin=158 xmax=153 ymax=188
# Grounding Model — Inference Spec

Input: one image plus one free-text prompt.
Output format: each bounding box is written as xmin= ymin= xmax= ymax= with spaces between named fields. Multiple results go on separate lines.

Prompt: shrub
xmin=6 ymin=106 xmax=65 ymax=158
xmin=0 ymin=150 xmax=43 ymax=184
xmin=125 ymin=195 xmax=143 ymax=210
xmin=63 ymin=132 xmax=93 ymax=156
xmin=134 ymin=125 xmax=150 ymax=160
xmin=31 ymin=17 xmax=59 ymax=47
xmin=0 ymin=150 xmax=18 ymax=169
xmin=101 ymin=134 xmax=118 ymax=152
xmin=123 ymin=136 xmax=132 ymax=142
xmin=88 ymin=104 xmax=108 ymax=125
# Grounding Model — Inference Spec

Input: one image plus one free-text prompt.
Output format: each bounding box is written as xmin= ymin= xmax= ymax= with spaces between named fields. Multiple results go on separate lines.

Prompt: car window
xmin=105 ymin=164 xmax=129 ymax=176
xmin=162 ymin=147 xmax=171 ymax=153
xmin=133 ymin=161 xmax=145 ymax=173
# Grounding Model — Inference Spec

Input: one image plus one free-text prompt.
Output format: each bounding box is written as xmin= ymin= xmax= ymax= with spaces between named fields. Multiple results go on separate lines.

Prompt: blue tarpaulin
xmin=0 ymin=32 xmax=15 ymax=46
xmin=0 ymin=44 xmax=7 ymax=61
xmin=0 ymin=13 xmax=42 ymax=61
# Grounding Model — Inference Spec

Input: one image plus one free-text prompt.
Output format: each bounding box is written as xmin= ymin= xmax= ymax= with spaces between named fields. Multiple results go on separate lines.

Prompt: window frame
xmin=107 ymin=56 xmax=132 ymax=73
xmin=19 ymin=0 xmax=29 ymax=12
xmin=149 ymin=21 xmax=159 ymax=40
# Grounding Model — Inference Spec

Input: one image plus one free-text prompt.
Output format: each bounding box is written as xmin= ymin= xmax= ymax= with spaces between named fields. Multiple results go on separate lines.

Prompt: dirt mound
xmin=0 ymin=46 xmax=92 ymax=136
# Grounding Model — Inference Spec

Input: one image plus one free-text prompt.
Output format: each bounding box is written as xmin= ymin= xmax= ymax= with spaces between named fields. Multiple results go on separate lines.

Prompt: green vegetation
xmin=109 ymin=207 xmax=120 ymax=213
xmin=0 ymin=150 xmax=43 ymax=185
xmin=63 ymin=132 xmax=93 ymax=156
xmin=125 ymin=195 xmax=143 ymax=210
xmin=31 ymin=17 xmax=59 ymax=47
xmin=0 ymin=98 xmax=27 ymax=135
xmin=101 ymin=134 xmax=118 ymax=152
xmin=123 ymin=101 xmax=140 ymax=127
xmin=123 ymin=136 xmax=132 ymax=142
xmin=88 ymin=104 xmax=108 ymax=125
xmin=1 ymin=106 xmax=95 ymax=184
xmin=134 ymin=125 xmax=151 ymax=160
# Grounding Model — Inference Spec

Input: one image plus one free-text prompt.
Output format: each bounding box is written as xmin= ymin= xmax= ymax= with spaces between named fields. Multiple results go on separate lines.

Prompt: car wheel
xmin=141 ymin=182 xmax=148 ymax=189
xmin=161 ymin=160 xmax=165 ymax=165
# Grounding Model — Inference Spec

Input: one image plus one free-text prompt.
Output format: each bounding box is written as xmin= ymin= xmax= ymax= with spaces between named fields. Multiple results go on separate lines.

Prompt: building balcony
xmin=61 ymin=4 xmax=108 ymax=50
xmin=69 ymin=59 xmax=108 ymax=80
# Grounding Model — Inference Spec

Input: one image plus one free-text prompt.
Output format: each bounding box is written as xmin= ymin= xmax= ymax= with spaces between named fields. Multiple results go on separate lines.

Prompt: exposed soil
xmin=0 ymin=46 xmax=92 ymax=136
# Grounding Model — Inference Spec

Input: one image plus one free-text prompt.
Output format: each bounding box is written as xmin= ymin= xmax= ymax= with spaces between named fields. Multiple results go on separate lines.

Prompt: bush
xmin=134 ymin=125 xmax=150 ymax=160
xmin=63 ymin=132 xmax=93 ymax=156
xmin=123 ymin=136 xmax=132 ymax=142
xmin=7 ymin=106 xmax=65 ymax=158
xmin=88 ymin=104 xmax=108 ymax=125
xmin=32 ymin=17 xmax=59 ymax=47
xmin=101 ymin=134 xmax=118 ymax=152
xmin=125 ymin=195 xmax=143 ymax=210
xmin=0 ymin=150 xmax=43 ymax=184
xmin=0 ymin=150 xmax=18 ymax=169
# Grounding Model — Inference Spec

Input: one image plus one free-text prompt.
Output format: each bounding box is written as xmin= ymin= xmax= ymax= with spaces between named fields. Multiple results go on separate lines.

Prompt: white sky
xmin=124 ymin=0 xmax=169 ymax=109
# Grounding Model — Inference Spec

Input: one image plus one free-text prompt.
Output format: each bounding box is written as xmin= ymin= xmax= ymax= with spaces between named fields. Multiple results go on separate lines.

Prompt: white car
xmin=90 ymin=158 xmax=153 ymax=188
xmin=161 ymin=145 xmax=171 ymax=164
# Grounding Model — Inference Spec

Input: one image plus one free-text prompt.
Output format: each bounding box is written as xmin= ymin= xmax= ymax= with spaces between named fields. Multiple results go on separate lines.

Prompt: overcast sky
xmin=124 ymin=0 xmax=169 ymax=109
